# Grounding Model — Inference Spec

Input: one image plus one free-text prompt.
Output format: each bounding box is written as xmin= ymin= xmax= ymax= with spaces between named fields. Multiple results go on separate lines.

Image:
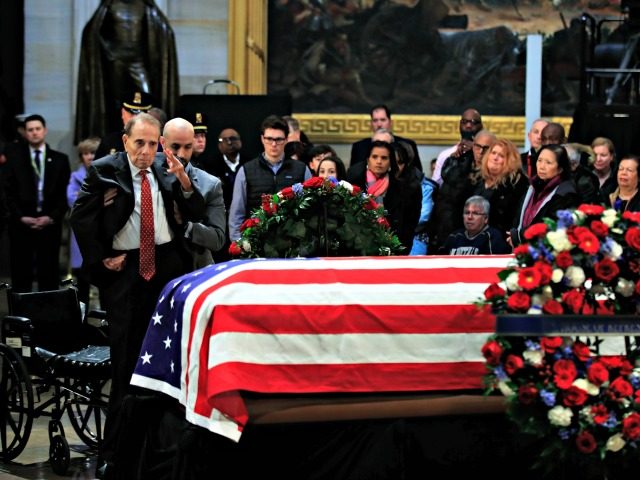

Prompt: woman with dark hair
xmin=306 ymin=144 xmax=337 ymax=175
xmin=316 ymin=155 xmax=346 ymax=180
xmin=346 ymin=140 xmax=421 ymax=251
xmin=608 ymin=155 xmax=640 ymax=212
xmin=508 ymin=144 xmax=579 ymax=247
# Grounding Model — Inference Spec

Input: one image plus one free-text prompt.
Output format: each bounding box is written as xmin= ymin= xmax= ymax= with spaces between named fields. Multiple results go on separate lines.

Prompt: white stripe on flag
xmin=208 ymin=332 xmax=488 ymax=368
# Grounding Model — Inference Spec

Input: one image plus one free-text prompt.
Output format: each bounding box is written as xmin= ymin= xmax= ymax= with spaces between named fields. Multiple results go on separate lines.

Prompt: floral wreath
xmin=479 ymin=205 xmax=640 ymax=475
xmin=229 ymin=176 xmax=404 ymax=258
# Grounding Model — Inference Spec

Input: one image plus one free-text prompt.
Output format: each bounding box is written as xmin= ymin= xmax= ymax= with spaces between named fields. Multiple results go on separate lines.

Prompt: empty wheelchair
xmin=0 ymin=283 xmax=111 ymax=474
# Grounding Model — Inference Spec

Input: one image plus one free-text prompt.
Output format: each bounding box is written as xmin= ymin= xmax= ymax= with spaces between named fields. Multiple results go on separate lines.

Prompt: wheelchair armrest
xmin=1 ymin=315 xmax=33 ymax=348
xmin=86 ymin=309 xmax=109 ymax=329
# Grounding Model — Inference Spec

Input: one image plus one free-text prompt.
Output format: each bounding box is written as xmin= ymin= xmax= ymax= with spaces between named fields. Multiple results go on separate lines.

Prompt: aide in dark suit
xmin=70 ymin=113 xmax=204 ymax=474
xmin=350 ymin=105 xmax=422 ymax=171
xmin=158 ymin=117 xmax=226 ymax=268
xmin=3 ymin=114 xmax=70 ymax=292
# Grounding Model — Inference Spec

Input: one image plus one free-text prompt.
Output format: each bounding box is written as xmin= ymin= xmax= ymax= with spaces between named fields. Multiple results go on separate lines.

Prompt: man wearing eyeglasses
xmin=438 ymin=196 xmax=510 ymax=255
xmin=472 ymin=130 xmax=496 ymax=169
xmin=228 ymin=115 xmax=312 ymax=241
xmin=432 ymin=108 xmax=483 ymax=185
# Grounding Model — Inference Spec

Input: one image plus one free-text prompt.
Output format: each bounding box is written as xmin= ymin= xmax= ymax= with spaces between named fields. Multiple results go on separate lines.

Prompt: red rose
xmin=542 ymin=299 xmax=564 ymax=315
xmin=351 ymin=185 xmax=361 ymax=195
xmin=623 ymin=413 xmax=640 ymax=441
xmin=630 ymin=259 xmax=640 ymax=273
xmin=562 ymin=289 xmax=585 ymax=314
xmin=575 ymin=430 xmax=597 ymax=454
xmin=553 ymin=359 xmax=577 ymax=389
xmin=636 ymin=280 xmax=640 ymax=296
xmin=576 ymin=228 xmax=600 ymax=254
xmin=594 ymin=258 xmax=620 ymax=283
xmin=513 ymin=244 xmax=529 ymax=256
xmin=572 ymin=341 xmax=591 ymax=362
xmin=563 ymin=385 xmax=589 ymax=407
xmin=506 ymin=291 xmax=531 ymax=312
xmin=523 ymin=222 xmax=548 ymax=240
xmin=635 ymin=390 xmax=640 ymax=404
xmin=625 ymin=227 xmax=640 ymax=251
xmin=484 ymin=283 xmax=506 ymax=301
xmin=481 ymin=340 xmax=503 ymax=366
xmin=591 ymin=404 xmax=609 ymax=424
xmin=504 ymin=354 xmax=524 ymax=375
xmin=595 ymin=299 xmax=614 ymax=315
xmin=590 ymin=220 xmax=609 ymax=237
xmin=555 ymin=251 xmax=573 ymax=268
xmin=280 ymin=186 xmax=295 ymax=199
xmin=240 ymin=217 xmax=260 ymax=232
xmin=518 ymin=383 xmax=538 ymax=405
xmin=622 ymin=210 xmax=640 ymax=223
xmin=540 ymin=336 xmax=563 ymax=353
xmin=534 ymin=261 xmax=552 ymax=285
xmin=601 ymin=356 xmax=623 ymax=369
xmin=303 ymin=176 xmax=325 ymax=188
xmin=609 ymin=377 xmax=633 ymax=400
xmin=578 ymin=204 xmax=605 ymax=216
xmin=518 ymin=267 xmax=543 ymax=290
xmin=363 ymin=197 xmax=379 ymax=211
xmin=376 ymin=216 xmax=390 ymax=229
xmin=587 ymin=362 xmax=609 ymax=386
xmin=581 ymin=301 xmax=594 ymax=315
xmin=620 ymin=359 xmax=634 ymax=376
xmin=228 ymin=242 xmax=242 ymax=256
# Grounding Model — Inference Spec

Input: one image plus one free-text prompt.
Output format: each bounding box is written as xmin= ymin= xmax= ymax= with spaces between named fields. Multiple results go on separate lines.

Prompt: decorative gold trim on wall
xmin=294 ymin=114 xmax=573 ymax=146
xmin=227 ymin=2 xmax=573 ymax=146
xmin=228 ymin=0 xmax=267 ymax=94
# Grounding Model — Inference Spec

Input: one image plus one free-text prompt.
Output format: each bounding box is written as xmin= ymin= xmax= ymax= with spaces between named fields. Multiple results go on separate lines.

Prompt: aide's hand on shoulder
xmin=104 ymin=187 xmax=118 ymax=206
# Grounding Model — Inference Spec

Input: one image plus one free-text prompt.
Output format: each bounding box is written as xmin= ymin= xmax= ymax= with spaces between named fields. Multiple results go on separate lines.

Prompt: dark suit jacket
xmin=350 ymin=136 xmax=422 ymax=171
xmin=192 ymin=152 xmax=250 ymax=211
xmin=4 ymin=143 xmax=70 ymax=223
xmin=70 ymin=151 xmax=204 ymax=286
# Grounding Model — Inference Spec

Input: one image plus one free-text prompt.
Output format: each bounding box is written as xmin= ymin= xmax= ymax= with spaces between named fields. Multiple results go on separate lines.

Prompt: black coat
xmin=475 ymin=171 xmax=529 ymax=239
xmin=346 ymin=162 xmax=422 ymax=252
xmin=509 ymin=178 xmax=580 ymax=246
xmin=350 ymin=136 xmax=422 ymax=171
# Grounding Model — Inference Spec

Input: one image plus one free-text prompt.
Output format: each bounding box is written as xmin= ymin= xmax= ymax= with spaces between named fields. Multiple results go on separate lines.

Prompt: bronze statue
xmin=74 ymin=0 xmax=179 ymax=142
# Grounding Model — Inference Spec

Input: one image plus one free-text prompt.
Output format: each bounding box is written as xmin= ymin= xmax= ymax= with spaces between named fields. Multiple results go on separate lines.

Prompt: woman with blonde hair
xmin=591 ymin=136 xmax=617 ymax=196
xmin=474 ymin=138 xmax=529 ymax=240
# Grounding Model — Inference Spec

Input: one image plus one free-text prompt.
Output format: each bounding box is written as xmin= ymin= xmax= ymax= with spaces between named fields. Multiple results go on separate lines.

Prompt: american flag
xmin=131 ymin=255 xmax=511 ymax=442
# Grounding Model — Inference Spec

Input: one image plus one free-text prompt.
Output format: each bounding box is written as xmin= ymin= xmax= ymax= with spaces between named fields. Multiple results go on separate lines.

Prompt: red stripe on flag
xmin=210 ymin=304 xmax=495 ymax=334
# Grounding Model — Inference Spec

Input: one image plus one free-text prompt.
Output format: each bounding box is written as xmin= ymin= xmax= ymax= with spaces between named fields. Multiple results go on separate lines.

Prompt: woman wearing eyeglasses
xmin=346 ymin=140 xmax=421 ymax=251
xmin=508 ymin=144 xmax=579 ymax=247
xmin=473 ymin=138 xmax=529 ymax=241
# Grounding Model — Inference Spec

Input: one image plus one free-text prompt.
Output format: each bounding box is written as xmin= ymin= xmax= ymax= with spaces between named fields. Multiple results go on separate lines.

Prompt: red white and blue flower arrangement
xmin=480 ymin=205 xmax=640 ymax=475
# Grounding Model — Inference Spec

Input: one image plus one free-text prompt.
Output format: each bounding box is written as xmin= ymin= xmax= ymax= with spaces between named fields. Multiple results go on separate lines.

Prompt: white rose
xmin=616 ymin=278 xmax=635 ymax=298
xmin=531 ymin=294 xmax=544 ymax=307
xmin=546 ymin=230 xmax=572 ymax=252
xmin=338 ymin=180 xmax=353 ymax=193
xmin=602 ymin=209 xmax=618 ymax=227
xmin=607 ymin=240 xmax=623 ymax=261
xmin=548 ymin=405 xmax=573 ymax=427
xmin=497 ymin=381 xmax=515 ymax=397
xmin=565 ymin=266 xmax=586 ymax=288
xmin=505 ymin=272 xmax=521 ymax=292
xmin=523 ymin=349 xmax=544 ymax=366
xmin=552 ymin=269 xmax=564 ymax=283
xmin=606 ymin=433 xmax=626 ymax=452
xmin=580 ymin=406 xmax=594 ymax=424
xmin=527 ymin=305 xmax=542 ymax=315
xmin=573 ymin=210 xmax=586 ymax=223
xmin=572 ymin=378 xmax=599 ymax=396
xmin=240 ymin=239 xmax=252 ymax=252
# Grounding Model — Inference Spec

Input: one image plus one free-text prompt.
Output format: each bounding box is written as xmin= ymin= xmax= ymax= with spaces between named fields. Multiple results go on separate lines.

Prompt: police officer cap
xmin=122 ymin=91 xmax=154 ymax=113
xmin=193 ymin=112 xmax=208 ymax=134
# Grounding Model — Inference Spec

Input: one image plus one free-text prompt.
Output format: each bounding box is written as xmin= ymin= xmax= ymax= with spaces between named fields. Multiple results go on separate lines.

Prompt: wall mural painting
xmin=267 ymin=0 xmax=622 ymax=117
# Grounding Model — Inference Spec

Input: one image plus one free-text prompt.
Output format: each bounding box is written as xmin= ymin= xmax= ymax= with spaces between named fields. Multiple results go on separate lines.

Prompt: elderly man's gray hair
xmin=464 ymin=195 xmax=490 ymax=215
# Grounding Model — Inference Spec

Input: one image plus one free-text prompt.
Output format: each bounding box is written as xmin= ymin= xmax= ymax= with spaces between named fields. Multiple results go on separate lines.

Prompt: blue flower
xmin=630 ymin=375 xmax=640 ymax=389
xmin=556 ymin=210 xmax=574 ymax=228
xmin=494 ymin=365 xmax=509 ymax=381
xmin=327 ymin=176 xmax=339 ymax=185
xmin=604 ymin=413 xmax=618 ymax=429
xmin=525 ymin=339 xmax=541 ymax=351
xmin=558 ymin=428 xmax=571 ymax=440
xmin=540 ymin=389 xmax=556 ymax=407
xmin=292 ymin=183 xmax=304 ymax=196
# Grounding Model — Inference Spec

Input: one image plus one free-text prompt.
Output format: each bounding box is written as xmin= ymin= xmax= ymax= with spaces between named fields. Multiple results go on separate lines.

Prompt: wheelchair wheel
xmin=0 ymin=343 xmax=34 ymax=461
xmin=49 ymin=434 xmax=70 ymax=475
xmin=66 ymin=378 xmax=109 ymax=448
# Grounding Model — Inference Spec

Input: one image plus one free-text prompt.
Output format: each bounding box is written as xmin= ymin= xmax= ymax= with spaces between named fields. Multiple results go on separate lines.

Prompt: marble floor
xmin=0 ymin=409 xmax=100 ymax=480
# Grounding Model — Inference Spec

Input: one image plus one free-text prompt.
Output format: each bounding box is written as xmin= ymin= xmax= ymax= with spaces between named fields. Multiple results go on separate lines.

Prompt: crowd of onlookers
xmin=0 ymin=101 xmax=636 ymax=297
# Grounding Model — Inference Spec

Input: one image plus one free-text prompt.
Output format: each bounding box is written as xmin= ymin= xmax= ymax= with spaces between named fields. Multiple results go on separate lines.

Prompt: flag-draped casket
xmin=131 ymin=255 xmax=511 ymax=441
